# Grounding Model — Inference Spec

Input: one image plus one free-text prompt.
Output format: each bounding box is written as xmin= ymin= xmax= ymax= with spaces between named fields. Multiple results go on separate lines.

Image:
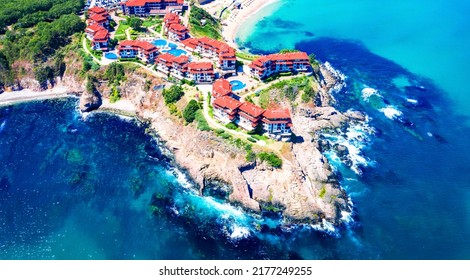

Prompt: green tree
xmin=128 ymin=17 xmax=143 ymax=31
xmin=162 ymin=85 xmax=184 ymax=104
xmin=86 ymin=74 xmax=96 ymax=94
xmin=183 ymin=99 xmax=200 ymax=123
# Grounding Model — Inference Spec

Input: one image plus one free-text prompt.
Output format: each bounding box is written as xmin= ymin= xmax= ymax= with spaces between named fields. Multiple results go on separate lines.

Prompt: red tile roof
xmin=249 ymin=52 xmax=309 ymax=69
xmin=89 ymin=13 xmax=108 ymax=23
xmin=93 ymin=29 xmax=110 ymax=41
xmin=213 ymin=96 xmax=242 ymax=111
xmin=173 ymin=55 xmax=189 ymax=64
xmin=263 ymin=108 xmax=291 ymax=120
xmin=181 ymin=38 xmax=200 ymax=49
xmin=85 ymin=23 xmax=105 ymax=33
xmin=168 ymin=23 xmax=188 ymax=32
xmin=119 ymin=40 xmax=158 ymax=52
xmin=157 ymin=53 xmax=176 ymax=62
xmin=164 ymin=12 xmax=180 ymax=23
xmin=239 ymin=102 xmax=265 ymax=118
xmin=212 ymin=78 xmax=232 ymax=97
xmin=88 ymin=6 xmax=107 ymax=14
xmin=187 ymin=62 xmax=213 ymax=70
xmin=124 ymin=0 xmax=184 ymax=7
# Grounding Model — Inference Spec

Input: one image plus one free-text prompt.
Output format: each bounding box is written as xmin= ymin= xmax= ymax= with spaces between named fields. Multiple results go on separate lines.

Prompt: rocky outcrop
xmin=79 ymin=88 xmax=102 ymax=112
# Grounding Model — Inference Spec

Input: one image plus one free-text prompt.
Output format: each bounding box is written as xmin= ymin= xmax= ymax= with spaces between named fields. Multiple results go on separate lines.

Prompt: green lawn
xmin=116 ymin=21 xmax=130 ymax=37
xmin=236 ymin=52 xmax=259 ymax=61
xmin=142 ymin=18 xmax=162 ymax=27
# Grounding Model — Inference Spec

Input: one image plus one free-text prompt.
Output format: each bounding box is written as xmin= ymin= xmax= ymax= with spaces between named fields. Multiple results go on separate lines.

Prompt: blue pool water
xmin=104 ymin=53 xmax=118 ymax=60
xmin=229 ymin=80 xmax=246 ymax=91
xmin=163 ymin=48 xmax=187 ymax=57
xmin=168 ymin=43 xmax=178 ymax=49
xmin=152 ymin=39 xmax=167 ymax=47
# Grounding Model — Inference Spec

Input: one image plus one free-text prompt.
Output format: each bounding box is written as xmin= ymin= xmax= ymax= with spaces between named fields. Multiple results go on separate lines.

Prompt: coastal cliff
xmin=90 ymin=63 xmax=356 ymax=226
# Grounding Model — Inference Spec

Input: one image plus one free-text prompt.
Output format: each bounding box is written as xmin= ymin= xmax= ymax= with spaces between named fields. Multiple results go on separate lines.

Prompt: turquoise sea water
xmin=237 ymin=0 xmax=470 ymax=259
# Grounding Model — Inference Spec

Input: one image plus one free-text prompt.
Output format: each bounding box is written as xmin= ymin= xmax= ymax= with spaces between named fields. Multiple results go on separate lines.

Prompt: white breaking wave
xmin=322 ymin=121 xmax=375 ymax=175
xmin=361 ymin=87 xmax=382 ymax=101
xmin=230 ymin=225 xmax=251 ymax=240
xmin=311 ymin=219 xmax=339 ymax=236
xmin=324 ymin=61 xmax=347 ymax=94
xmin=406 ymin=98 xmax=418 ymax=104
xmin=0 ymin=120 xmax=6 ymax=133
xmin=379 ymin=105 xmax=403 ymax=120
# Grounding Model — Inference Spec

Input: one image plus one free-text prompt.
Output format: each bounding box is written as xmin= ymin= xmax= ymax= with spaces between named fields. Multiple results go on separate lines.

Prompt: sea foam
xmin=379 ymin=105 xmax=403 ymax=120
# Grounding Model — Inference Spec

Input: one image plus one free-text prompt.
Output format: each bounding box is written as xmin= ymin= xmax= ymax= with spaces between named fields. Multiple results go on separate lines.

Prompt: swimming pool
xmin=163 ymin=48 xmax=188 ymax=57
xmin=168 ymin=43 xmax=178 ymax=49
xmin=152 ymin=39 xmax=167 ymax=47
xmin=230 ymin=80 xmax=246 ymax=91
xmin=104 ymin=52 xmax=118 ymax=59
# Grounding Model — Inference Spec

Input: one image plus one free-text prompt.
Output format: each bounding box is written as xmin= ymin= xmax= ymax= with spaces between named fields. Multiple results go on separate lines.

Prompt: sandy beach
xmin=221 ymin=0 xmax=279 ymax=48
xmin=0 ymin=86 xmax=71 ymax=106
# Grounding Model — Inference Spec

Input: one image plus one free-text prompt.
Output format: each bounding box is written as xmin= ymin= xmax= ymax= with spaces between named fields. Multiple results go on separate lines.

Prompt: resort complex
xmin=249 ymin=52 xmax=311 ymax=79
xmin=212 ymin=78 xmax=293 ymax=141
xmin=119 ymin=0 xmax=186 ymax=16
xmin=80 ymin=4 xmax=314 ymax=141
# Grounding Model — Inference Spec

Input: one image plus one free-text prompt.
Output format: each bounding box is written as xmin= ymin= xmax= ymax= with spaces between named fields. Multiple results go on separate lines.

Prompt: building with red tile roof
xmin=262 ymin=108 xmax=292 ymax=140
xmin=237 ymin=102 xmax=265 ymax=131
xmin=212 ymin=78 xmax=233 ymax=100
xmin=155 ymin=53 xmax=190 ymax=79
xmin=249 ymin=52 xmax=311 ymax=79
xmin=186 ymin=62 xmax=214 ymax=83
xmin=181 ymin=37 xmax=237 ymax=73
xmin=87 ymin=12 xmax=110 ymax=28
xmin=120 ymin=0 xmax=185 ymax=16
xmin=88 ymin=6 xmax=107 ymax=17
xmin=212 ymin=96 xmax=242 ymax=124
xmin=118 ymin=40 xmax=159 ymax=63
xmin=162 ymin=12 xmax=189 ymax=41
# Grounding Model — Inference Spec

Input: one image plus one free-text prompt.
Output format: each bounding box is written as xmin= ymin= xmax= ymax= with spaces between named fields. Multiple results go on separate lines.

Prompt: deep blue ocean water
xmin=237 ymin=0 xmax=470 ymax=259
xmin=0 ymin=99 xmax=300 ymax=260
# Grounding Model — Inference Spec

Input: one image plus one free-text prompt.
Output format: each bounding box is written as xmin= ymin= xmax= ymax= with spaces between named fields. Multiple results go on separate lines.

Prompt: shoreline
xmin=222 ymin=0 xmax=281 ymax=48
xmin=0 ymin=86 xmax=72 ymax=107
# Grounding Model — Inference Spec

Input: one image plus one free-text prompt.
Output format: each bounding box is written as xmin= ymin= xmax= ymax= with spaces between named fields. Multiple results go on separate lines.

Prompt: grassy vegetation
xmin=195 ymin=110 xmax=210 ymax=131
xmin=319 ymin=185 xmax=327 ymax=199
xmin=188 ymin=4 xmax=222 ymax=40
xmin=236 ymin=52 xmax=259 ymax=61
xmin=257 ymin=152 xmax=282 ymax=168
xmin=258 ymin=75 xmax=317 ymax=108
xmin=142 ymin=17 xmax=162 ymax=27
xmin=115 ymin=21 xmax=130 ymax=38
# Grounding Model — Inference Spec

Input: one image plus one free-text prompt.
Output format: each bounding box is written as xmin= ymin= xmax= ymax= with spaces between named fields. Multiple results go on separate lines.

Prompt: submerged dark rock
xmin=0 ymin=176 xmax=10 ymax=192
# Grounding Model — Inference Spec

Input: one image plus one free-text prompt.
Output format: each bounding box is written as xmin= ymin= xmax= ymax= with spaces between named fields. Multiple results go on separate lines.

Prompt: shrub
xmin=183 ymin=99 xmax=200 ymax=123
xmin=215 ymin=128 xmax=225 ymax=135
xmin=195 ymin=110 xmax=210 ymax=131
xmin=257 ymin=152 xmax=282 ymax=168
xmin=109 ymin=86 xmax=120 ymax=103
xmin=163 ymin=85 xmax=184 ymax=104
xmin=225 ymin=122 xmax=237 ymax=130
xmin=247 ymin=137 xmax=257 ymax=143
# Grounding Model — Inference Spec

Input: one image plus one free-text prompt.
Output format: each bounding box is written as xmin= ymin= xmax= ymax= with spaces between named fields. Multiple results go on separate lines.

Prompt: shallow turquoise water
xmin=237 ymin=0 xmax=470 ymax=259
